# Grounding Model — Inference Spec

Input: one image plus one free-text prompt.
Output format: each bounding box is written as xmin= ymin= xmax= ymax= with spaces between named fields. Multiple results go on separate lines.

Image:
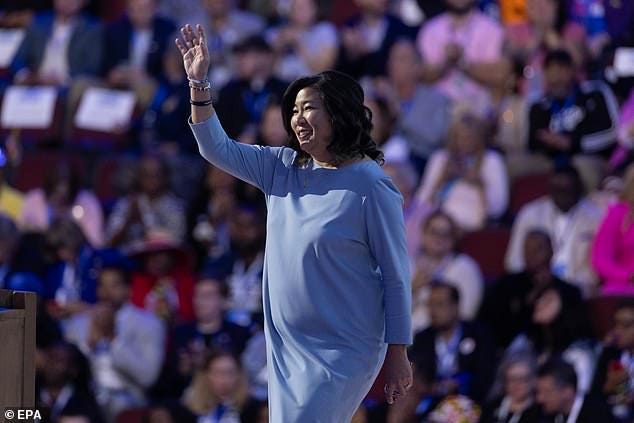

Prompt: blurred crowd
xmin=0 ymin=0 xmax=634 ymax=422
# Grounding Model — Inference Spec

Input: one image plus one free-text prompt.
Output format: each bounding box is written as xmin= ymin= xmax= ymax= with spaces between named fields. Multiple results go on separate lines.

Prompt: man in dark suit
xmin=536 ymin=358 xmax=616 ymax=423
xmin=214 ymin=36 xmax=288 ymax=141
xmin=12 ymin=0 xmax=102 ymax=86
xmin=102 ymin=0 xmax=176 ymax=105
xmin=408 ymin=282 xmax=496 ymax=403
xmin=591 ymin=299 xmax=634 ymax=422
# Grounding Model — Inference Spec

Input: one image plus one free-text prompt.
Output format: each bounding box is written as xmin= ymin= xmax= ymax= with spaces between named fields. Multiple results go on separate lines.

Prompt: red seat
xmin=116 ymin=407 xmax=148 ymax=423
xmin=587 ymin=295 xmax=632 ymax=340
xmin=13 ymin=151 xmax=87 ymax=193
xmin=510 ymin=173 xmax=551 ymax=216
xmin=459 ymin=227 xmax=511 ymax=281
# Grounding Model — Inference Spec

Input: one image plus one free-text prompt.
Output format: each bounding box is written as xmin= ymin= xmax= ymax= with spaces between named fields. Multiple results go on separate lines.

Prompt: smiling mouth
xmin=297 ymin=128 xmax=313 ymax=142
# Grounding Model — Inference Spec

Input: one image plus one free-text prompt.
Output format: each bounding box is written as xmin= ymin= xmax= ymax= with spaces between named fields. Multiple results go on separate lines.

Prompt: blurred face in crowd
xmin=532 ymin=288 xmax=562 ymax=325
xmin=97 ymin=268 xmax=130 ymax=308
xmin=204 ymin=0 xmax=231 ymax=18
xmin=42 ymin=344 xmax=72 ymax=387
xmin=449 ymin=116 xmax=485 ymax=158
xmin=207 ymin=355 xmax=242 ymax=400
xmin=505 ymin=362 xmax=535 ymax=404
xmin=613 ymin=307 xmax=634 ymax=351
xmin=445 ymin=0 xmax=477 ymax=15
xmin=291 ymin=87 xmax=333 ymax=161
xmin=388 ymin=39 xmax=420 ymax=86
xmin=235 ymin=49 xmax=274 ymax=81
xmin=422 ymin=214 xmax=455 ymax=259
xmin=523 ymin=231 xmax=553 ymax=274
xmin=544 ymin=62 xmax=575 ymax=99
xmin=147 ymin=408 xmax=173 ymax=423
xmin=260 ymin=104 xmax=287 ymax=147
xmin=354 ymin=0 xmax=388 ymax=16
xmin=144 ymin=251 xmax=175 ymax=277
xmin=229 ymin=208 xmax=264 ymax=257
xmin=536 ymin=376 xmax=573 ymax=415
xmin=428 ymin=285 xmax=459 ymax=331
xmin=194 ymin=279 xmax=226 ymax=323
xmin=139 ymin=156 xmax=167 ymax=198
xmin=127 ymin=0 xmax=157 ymax=28
xmin=549 ymin=172 xmax=582 ymax=213
xmin=290 ymin=0 xmax=318 ymax=27
xmin=207 ymin=166 xmax=236 ymax=193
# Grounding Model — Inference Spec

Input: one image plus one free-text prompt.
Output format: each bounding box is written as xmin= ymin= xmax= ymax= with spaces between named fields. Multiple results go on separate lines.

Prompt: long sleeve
xmin=591 ymin=203 xmax=633 ymax=282
xmin=365 ymin=178 xmax=412 ymax=344
xmin=111 ymin=310 xmax=165 ymax=388
xmin=481 ymin=151 xmax=509 ymax=219
xmin=190 ymin=114 xmax=283 ymax=194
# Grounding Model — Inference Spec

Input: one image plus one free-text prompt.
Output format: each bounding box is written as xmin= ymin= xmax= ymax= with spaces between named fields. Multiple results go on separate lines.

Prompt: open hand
xmin=175 ymin=24 xmax=210 ymax=81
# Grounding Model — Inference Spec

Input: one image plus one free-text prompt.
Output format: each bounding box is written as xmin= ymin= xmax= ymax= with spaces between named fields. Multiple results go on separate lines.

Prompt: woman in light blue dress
xmin=176 ymin=24 xmax=413 ymax=422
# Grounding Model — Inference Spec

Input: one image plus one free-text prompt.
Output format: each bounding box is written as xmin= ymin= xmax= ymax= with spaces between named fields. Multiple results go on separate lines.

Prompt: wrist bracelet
xmin=188 ymin=76 xmax=208 ymax=84
xmin=190 ymin=98 xmax=213 ymax=107
xmin=189 ymin=81 xmax=211 ymax=91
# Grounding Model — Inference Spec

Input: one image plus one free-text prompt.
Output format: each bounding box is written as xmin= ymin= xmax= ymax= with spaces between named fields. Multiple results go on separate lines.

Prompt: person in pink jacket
xmin=591 ymin=165 xmax=634 ymax=295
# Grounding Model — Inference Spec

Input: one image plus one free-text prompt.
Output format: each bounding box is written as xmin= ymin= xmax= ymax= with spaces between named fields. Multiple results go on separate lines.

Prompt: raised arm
xmin=176 ymin=24 xmax=280 ymax=192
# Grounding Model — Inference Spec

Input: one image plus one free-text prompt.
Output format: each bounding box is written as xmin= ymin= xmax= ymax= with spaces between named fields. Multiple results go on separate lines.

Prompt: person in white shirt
xmin=505 ymin=165 xmax=602 ymax=297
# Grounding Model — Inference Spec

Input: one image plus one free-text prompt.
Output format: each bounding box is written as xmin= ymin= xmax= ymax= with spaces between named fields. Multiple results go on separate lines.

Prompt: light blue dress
xmin=190 ymin=115 xmax=412 ymax=422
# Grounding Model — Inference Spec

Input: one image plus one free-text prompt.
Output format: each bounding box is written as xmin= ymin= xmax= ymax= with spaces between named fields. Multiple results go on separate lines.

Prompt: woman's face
xmin=450 ymin=120 xmax=484 ymax=157
xmin=505 ymin=362 xmax=534 ymax=404
xmin=290 ymin=0 xmax=317 ymax=27
xmin=261 ymin=105 xmax=288 ymax=147
xmin=291 ymin=87 xmax=333 ymax=162
xmin=421 ymin=215 xmax=455 ymax=258
xmin=207 ymin=356 xmax=241 ymax=399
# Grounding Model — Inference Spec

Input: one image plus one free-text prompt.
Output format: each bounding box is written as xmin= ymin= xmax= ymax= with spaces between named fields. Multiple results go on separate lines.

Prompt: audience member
xmin=36 ymin=341 xmax=103 ymax=423
xmin=416 ymin=111 xmax=509 ymax=231
xmin=411 ymin=211 xmax=483 ymax=333
xmin=182 ymin=349 xmax=248 ymax=423
xmin=338 ymin=0 xmax=416 ymax=78
xmin=170 ymin=275 xmax=252 ymax=393
xmin=480 ymin=352 xmax=543 ymax=423
xmin=505 ymin=165 xmax=602 ymax=296
xmin=483 ymin=229 xmax=583 ymax=348
xmin=382 ymin=38 xmax=452 ymax=173
xmin=527 ymin=49 xmax=619 ymax=190
xmin=64 ymin=263 xmax=165 ymax=422
xmin=266 ymin=0 xmax=338 ymax=81
xmin=198 ymin=0 xmax=266 ymax=88
xmin=591 ymin=299 xmax=634 ymax=422
xmin=214 ymin=35 xmax=288 ymax=142
xmin=204 ymin=205 xmax=265 ymax=327
xmin=591 ymin=164 xmax=634 ymax=295
xmin=102 ymin=0 xmax=176 ymax=107
xmin=106 ymin=154 xmax=185 ymax=249
xmin=13 ymin=0 xmax=102 ymax=86
xmin=255 ymin=101 xmax=287 ymax=147
xmin=536 ymin=357 xmax=616 ymax=423
xmin=417 ymin=0 xmax=508 ymax=117
xmin=20 ymin=163 xmax=104 ymax=248
xmin=43 ymin=217 xmax=97 ymax=320
xmin=129 ymin=231 xmax=195 ymax=323
xmin=504 ymin=0 xmax=586 ymax=101
xmin=409 ymin=283 xmax=496 ymax=403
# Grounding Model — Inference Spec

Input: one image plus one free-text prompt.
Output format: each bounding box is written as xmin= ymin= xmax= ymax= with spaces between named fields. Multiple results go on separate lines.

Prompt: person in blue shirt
xmin=177 ymin=24 xmax=413 ymax=421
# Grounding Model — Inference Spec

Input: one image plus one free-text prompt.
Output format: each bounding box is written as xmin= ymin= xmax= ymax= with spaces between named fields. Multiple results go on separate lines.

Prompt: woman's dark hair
xmin=281 ymin=70 xmax=384 ymax=167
